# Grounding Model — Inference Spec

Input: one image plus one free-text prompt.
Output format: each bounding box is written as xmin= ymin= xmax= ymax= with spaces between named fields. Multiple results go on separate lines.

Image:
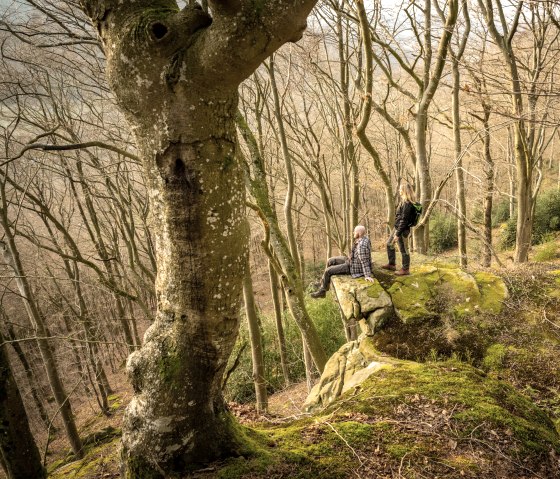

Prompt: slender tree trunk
xmin=269 ymin=57 xmax=301 ymax=275
xmin=415 ymin=112 xmax=432 ymax=253
xmin=336 ymin=9 xmax=359 ymax=231
xmin=452 ymin=58 xmax=467 ymax=268
xmin=355 ymin=0 xmax=395 ymax=233
xmin=238 ymin=114 xmax=327 ymax=372
xmin=302 ymin=336 xmax=314 ymax=393
xmin=414 ymin=0 xmax=459 ymax=253
xmin=482 ymin=106 xmax=494 ymax=267
xmin=4 ymin=326 xmax=52 ymax=430
xmin=0 ymin=333 xmax=46 ymax=479
xmin=269 ymin=262 xmax=289 ymax=385
xmin=242 ymin=273 xmax=267 ymax=413
xmin=0 ymin=189 xmax=83 ymax=457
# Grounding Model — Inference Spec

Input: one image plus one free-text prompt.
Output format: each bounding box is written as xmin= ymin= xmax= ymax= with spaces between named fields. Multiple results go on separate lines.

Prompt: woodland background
xmin=1 ymin=0 xmax=560 ymax=476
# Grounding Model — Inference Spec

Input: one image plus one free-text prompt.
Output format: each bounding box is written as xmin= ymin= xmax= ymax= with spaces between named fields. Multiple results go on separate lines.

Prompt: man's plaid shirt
xmin=349 ymin=236 xmax=372 ymax=278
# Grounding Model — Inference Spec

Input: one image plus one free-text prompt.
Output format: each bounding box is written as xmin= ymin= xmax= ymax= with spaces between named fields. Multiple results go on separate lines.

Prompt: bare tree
xmin=72 ymin=0 xmax=320 ymax=474
xmin=0 ymin=331 xmax=46 ymax=479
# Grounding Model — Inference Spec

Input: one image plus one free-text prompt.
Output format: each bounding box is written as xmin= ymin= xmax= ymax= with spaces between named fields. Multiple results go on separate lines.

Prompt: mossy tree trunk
xmin=78 ymin=0 xmax=318 ymax=475
xmin=0 ymin=332 xmax=46 ymax=479
xmin=238 ymin=113 xmax=327 ymax=373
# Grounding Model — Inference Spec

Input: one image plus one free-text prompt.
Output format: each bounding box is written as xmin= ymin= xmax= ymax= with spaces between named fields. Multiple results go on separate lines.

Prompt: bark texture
xmin=77 ymin=0 xmax=318 ymax=475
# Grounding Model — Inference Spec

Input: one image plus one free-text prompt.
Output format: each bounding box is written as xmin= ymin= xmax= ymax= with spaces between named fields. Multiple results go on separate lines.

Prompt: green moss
xmin=482 ymin=343 xmax=507 ymax=371
xmin=363 ymin=279 xmax=387 ymax=299
xmin=386 ymin=266 xmax=507 ymax=328
xmin=50 ymin=436 xmax=121 ymax=478
xmin=385 ymin=443 xmax=417 ymax=459
xmin=473 ymin=272 xmax=508 ymax=314
xmin=158 ymin=348 xmax=182 ymax=383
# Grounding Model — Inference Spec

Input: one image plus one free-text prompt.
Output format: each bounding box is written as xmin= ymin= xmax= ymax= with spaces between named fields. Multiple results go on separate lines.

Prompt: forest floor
xmin=46 ymin=378 xmax=311 ymax=479
xmin=32 ymin=234 xmax=560 ymax=478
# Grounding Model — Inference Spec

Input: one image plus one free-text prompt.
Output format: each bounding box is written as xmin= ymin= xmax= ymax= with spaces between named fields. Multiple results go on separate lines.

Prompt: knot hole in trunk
xmin=151 ymin=22 xmax=169 ymax=41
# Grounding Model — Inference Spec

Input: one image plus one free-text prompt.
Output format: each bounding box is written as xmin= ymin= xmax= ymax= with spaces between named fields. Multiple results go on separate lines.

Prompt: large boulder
xmin=386 ymin=264 xmax=508 ymax=324
xmin=331 ymin=276 xmax=393 ymax=338
xmin=304 ymin=335 xmax=403 ymax=411
xmin=319 ymin=263 xmax=511 ymax=406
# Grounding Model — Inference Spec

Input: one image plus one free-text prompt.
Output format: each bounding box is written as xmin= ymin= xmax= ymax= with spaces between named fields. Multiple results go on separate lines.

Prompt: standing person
xmin=310 ymin=225 xmax=374 ymax=298
xmin=382 ymin=183 xmax=417 ymax=276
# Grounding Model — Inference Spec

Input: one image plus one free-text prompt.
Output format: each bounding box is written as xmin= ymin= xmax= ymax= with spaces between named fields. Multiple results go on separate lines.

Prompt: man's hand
xmin=365 ymin=276 xmax=375 ymax=283
xmin=393 ymin=235 xmax=399 ymax=244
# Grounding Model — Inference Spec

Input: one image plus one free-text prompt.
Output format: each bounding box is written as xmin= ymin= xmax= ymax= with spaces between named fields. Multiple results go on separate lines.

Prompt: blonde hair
xmin=399 ymin=182 xmax=416 ymax=203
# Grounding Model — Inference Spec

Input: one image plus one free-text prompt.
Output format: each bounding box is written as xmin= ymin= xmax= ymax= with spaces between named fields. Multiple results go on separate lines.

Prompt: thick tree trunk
xmin=78 ymin=1 xmax=318 ymax=474
xmin=0 ymin=334 xmax=45 ymax=479
xmin=242 ymin=273 xmax=268 ymax=413
xmin=121 ymin=90 xmax=250 ymax=475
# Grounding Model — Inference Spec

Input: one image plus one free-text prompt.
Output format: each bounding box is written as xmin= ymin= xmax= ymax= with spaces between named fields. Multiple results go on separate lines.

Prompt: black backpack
xmin=410 ymin=202 xmax=422 ymax=227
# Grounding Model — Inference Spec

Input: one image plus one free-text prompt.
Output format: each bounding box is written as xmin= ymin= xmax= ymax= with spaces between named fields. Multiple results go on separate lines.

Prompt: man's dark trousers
xmin=320 ymin=256 xmax=350 ymax=290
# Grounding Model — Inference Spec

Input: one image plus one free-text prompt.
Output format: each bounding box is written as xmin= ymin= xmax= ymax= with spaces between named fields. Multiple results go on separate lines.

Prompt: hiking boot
xmin=310 ymin=289 xmax=327 ymax=298
xmin=381 ymin=264 xmax=396 ymax=271
xmin=395 ymin=268 xmax=410 ymax=276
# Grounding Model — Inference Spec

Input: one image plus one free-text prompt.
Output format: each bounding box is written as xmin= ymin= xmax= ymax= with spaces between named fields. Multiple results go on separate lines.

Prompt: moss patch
xmin=192 ymin=360 xmax=559 ymax=478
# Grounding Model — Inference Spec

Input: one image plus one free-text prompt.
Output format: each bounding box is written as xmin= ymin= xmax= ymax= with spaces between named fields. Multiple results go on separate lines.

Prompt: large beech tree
xmin=76 ymin=0 xmax=318 ymax=476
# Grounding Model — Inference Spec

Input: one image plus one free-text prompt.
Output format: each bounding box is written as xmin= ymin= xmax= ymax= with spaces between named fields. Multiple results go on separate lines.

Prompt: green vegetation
xmin=533 ymin=241 xmax=559 ymax=262
xmin=225 ymin=296 xmax=345 ymax=403
xmin=491 ymin=197 xmax=511 ymax=226
xmin=429 ymin=212 xmax=458 ymax=253
xmin=501 ymin=189 xmax=560 ymax=249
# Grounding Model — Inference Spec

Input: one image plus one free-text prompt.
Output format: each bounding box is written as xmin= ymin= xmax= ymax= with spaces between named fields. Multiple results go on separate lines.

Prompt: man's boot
xmin=310 ymin=288 xmax=327 ymax=298
xmin=381 ymin=264 xmax=396 ymax=271
xmin=395 ymin=268 xmax=410 ymax=276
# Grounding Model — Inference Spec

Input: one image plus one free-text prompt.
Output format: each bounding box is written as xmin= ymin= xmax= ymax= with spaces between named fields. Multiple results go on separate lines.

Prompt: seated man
xmin=311 ymin=225 xmax=375 ymax=298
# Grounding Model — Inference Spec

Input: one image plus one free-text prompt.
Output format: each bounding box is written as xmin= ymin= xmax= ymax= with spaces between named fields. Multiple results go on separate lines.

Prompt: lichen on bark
xmin=77 ymin=0 xmax=320 ymax=475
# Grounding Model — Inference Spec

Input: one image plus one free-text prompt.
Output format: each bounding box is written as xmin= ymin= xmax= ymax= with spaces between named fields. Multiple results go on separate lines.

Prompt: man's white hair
xmin=354 ymin=225 xmax=366 ymax=236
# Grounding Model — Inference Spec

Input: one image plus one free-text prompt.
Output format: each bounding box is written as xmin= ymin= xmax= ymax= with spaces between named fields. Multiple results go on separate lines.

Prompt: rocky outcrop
xmin=303 ymin=335 xmax=404 ymax=411
xmin=307 ymin=262 xmax=509 ymax=411
xmin=331 ymin=276 xmax=393 ymax=339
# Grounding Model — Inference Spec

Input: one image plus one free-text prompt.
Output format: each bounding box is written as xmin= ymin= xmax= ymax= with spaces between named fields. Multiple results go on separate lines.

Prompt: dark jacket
xmin=394 ymin=201 xmax=415 ymax=236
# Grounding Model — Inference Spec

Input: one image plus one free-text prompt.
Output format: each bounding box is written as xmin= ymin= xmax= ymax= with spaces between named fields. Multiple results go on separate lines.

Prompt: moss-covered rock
xmin=331 ymin=276 xmax=393 ymax=337
xmin=211 ymin=360 xmax=560 ymax=478
xmin=387 ymin=264 xmax=507 ymax=324
xmin=303 ymin=336 xmax=404 ymax=411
